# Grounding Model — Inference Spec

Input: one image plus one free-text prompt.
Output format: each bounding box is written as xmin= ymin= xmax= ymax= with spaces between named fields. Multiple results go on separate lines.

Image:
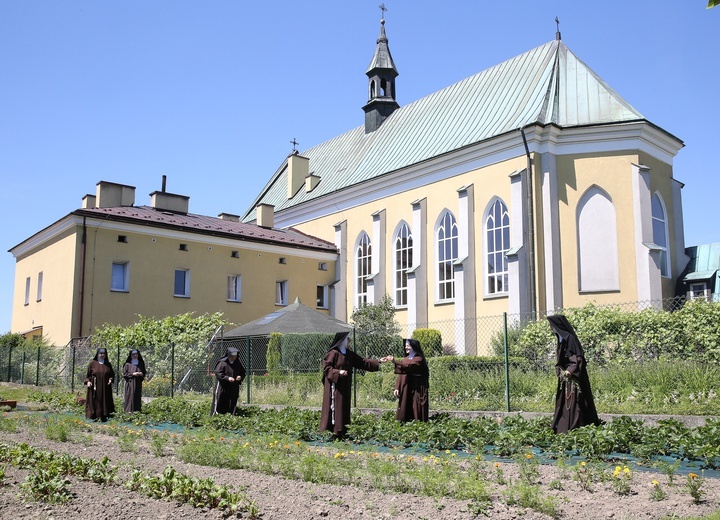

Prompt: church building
xmin=242 ymin=17 xmax=688 ymax=354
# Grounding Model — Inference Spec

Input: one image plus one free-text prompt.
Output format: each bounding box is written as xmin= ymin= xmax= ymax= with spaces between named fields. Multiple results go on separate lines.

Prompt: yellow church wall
xmin=11 ymin=227 xmax=81 ymax=346
xmin=293 ymin=155 xmax=528 ymax=326
xmin=555 ymin=152 xmax=641 ymax=307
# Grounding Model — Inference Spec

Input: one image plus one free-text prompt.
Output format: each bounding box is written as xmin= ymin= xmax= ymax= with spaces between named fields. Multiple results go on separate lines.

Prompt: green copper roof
xmin=683 ymin=243 xmax=720 ymax=282
xmin=243 ymin=39 xmax=649 ymax=221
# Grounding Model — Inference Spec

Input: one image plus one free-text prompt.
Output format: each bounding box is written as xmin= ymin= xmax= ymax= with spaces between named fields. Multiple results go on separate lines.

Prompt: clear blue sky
xmin=1 ymin=1 xmax=718 ymax=337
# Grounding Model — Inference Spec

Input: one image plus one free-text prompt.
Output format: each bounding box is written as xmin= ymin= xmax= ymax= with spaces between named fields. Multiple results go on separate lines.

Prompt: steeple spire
xmin=362 ymin=6 xmax=400 ymax=133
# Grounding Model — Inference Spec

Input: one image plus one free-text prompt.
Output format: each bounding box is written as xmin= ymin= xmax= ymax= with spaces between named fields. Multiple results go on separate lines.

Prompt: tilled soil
xmin=1 ymin=424 xmax=719 ymax=519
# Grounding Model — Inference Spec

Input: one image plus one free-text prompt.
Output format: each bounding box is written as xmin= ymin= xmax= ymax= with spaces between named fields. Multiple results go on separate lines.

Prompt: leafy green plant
xmin=502 ymin=480 xmax=560 ymax=518
xmin=20 ymin=467 xmax=73 ymax=504
xmin=117 ymin=432 xmax=138 ymax=453
xmin=44 ymin=418 xmax=71 ymax=442
xmin=150 ymin=431 xmax=169 ymax=457
xmin=685 ymin=472 xmax=706 ymax=504
xmin=650 ymin=479 xmax=667 ymax=501
xmin=610 ymin=465 xmax=633 ymax=496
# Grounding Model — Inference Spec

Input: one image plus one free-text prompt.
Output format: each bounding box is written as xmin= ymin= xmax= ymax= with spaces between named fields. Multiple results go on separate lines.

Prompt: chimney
xmin=82 ymin=194 xmax=97 ymax=208
xmin=218 ymin=213 xmax=240 ymax=222
xmin=150 ymin=190 xmax=189 ymax=214
xmin=95 ymin=181 xmax=136 ymax=208
xmin=305 ymin=173 xmax=321 ymax=193
xmin=256 ymin=203 xmax=274 ymax=228
xmin=287 ymin=153 xmax=309 ymax=199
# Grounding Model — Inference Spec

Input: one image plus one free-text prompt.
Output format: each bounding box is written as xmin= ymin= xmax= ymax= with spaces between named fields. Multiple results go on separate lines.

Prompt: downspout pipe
xmin=78 ymin=217 xmax=87 ymax=337
xmin=520 ymin=126 xmax=537 ymax=320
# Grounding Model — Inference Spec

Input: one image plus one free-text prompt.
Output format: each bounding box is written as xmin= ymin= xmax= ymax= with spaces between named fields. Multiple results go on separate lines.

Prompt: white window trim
xmin=435 ymin=210 xmax=458 ymax=304
xmin=36 ymin=271 xmax=44 ymax=302
xmin=276 ymin=280 xmax=288 ymax=306
xmin=393 ymin=222 xmax=413 ymax=309
xmin=227 ymin=274 xmax=242 ymax=302
xmin=484 ymin=198 xmax=510 ymax=297
xmin=355 ymin=232 xmax=372 ymax=308
xmin=24 ymin=277 xmax=31 ymax=306
xmin=688 ymin=282 xmax=710 ymax=301
xmin=651 ymin=192 xmax=671 ymax=278
xmin=316 ymin=284 xmax=329 ymax=309
xmin=111 ymin=262 xmax=130 ymax=292
xmin=174 ymin=269 xmax=190 ymax=298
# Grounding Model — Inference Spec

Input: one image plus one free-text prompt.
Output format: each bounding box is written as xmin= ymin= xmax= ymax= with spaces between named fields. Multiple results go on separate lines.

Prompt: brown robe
xmin=548 ymin=315 xmax=600 ymax=433
xmin=122 ymin=362 xmax=145 ymax=412
xmin=84 ymin=360 xmax=115 ymax=421
xmin=320 ymin=348 xmax=380 ymax=436
xmin=393 ymin=355 xmax=429 ymax=422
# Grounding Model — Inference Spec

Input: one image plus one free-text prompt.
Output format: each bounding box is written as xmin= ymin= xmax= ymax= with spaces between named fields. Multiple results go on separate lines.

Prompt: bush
xmin=281 ymin=333 xmax=335 ymax=372
xmin=412 ymin=328 xmax=443 ymax=357
xmin=266 ymin=333 xmax=281 ymax=374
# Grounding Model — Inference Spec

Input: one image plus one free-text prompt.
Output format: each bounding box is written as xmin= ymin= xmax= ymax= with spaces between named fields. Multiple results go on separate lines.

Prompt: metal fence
xmin=2 ymin=296 xmax=718 ymax=412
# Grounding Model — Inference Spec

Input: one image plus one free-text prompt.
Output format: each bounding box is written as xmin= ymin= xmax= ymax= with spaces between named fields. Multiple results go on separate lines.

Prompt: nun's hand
xmin=338 ymin=370 xmax=348 ymax=376
xmin=228 ymin=377 xmax=235 ymax=382
xmin=108 ymin=379 xmax=113 ymax=385
xmin=86 ymin=381 xmax=92 ymax=388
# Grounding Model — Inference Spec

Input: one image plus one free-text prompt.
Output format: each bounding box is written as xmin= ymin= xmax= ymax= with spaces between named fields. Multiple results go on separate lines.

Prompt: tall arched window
xmin=355 ymin=233 xmax=372 ymax=307
xmin=652 ymin=193 xmax=670 ymax=278
xmin=394 ymin=222 xmax=413 ymax=307
xmin=436 ymin=211 xmax=458 ymax=302
xmin=485 ymin=198 xmax=510 ymax=295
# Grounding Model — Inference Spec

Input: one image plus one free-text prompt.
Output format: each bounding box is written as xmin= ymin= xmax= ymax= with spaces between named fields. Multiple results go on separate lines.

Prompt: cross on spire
xmin=555 ymin=16 xmax=561 ymax=40
xmin=290 ymin=137 xmax=299 ymax=153
xmin=379 ymin=3 xmax=387 ymax=22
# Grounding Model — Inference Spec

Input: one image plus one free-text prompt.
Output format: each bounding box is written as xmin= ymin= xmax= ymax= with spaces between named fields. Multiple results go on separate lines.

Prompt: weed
xmin=44 ymin=419 xmax=70 ymax=442
xmin=502 ymin=480 xmax=559 ymax=518
xmin=117 ymin=433 xmax=137 ymax=453
xmin=150 ymin=431 xmax=169 ymax=457
xmin=20 ymin=467 xmax=73 ymax=503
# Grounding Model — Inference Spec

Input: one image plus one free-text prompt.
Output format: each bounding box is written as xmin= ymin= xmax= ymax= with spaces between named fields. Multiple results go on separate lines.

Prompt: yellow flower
xmin=525 ymin=453 xmax=533 ymax=459
xmin=450 ymin=453 xmax=456 ymax=457
xmin=494 ymin=462 xmax=500 ymax=468
xmin=580 ymin=461 xmax=586 ymax=467
xmin=445 ymin=449 xmax=451 ymax=454
xmin=689 ymin=473 xmax=698 ymax=479
xmin=334 ymin=453 xmax=341 ymax=459
xmin=651 ymin=480 xmax=659 ymax=486
xmin=295 ymin=441 xmax=301 ymax=446
xmin=623 ymin=467 xmax=631 ymax=476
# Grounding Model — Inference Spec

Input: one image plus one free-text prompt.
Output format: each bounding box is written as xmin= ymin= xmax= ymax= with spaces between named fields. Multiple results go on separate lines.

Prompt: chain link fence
xmin=3 ymin=296 xmax=719 ymax=412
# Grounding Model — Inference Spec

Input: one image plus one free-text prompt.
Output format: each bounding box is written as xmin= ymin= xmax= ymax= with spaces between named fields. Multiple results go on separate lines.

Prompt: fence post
xmin=245 ymin=337 xmax=251 ymax=405
xmin=352 ymin=328 xmax=357 ymax=408
xmin=71 ymin=343 xmax=76 ymax=392
xmin=170 ymin=343 xmax=175 ymax=399
xmin=35 ymin=346 xmax=41 ymax=386
xmin=6 ymin=345 xmax=11 ymax=382
xmin=116 ymin=345 xmax=121 ymax=395
xmin=20 ymin=351 xmax=26 ymax=384
xmin=503 ymin=312 xmax=510 ymax=412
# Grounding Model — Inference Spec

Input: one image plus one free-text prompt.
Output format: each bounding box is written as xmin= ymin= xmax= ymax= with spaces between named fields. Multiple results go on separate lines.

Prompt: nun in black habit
xmin=84 ymin=347 xmax=115 ymax=422
xmin=122 ymin=349 xmax=146 ymax=412
xmin=211 ymin=347 xmax=246 ymax=415
xmin=547 ymin=315 xmax=601 ymax=433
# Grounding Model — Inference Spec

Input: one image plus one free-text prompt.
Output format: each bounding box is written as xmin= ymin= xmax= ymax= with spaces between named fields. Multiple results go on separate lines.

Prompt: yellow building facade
xmin=10 ymin=181 xmax=338 ymax=346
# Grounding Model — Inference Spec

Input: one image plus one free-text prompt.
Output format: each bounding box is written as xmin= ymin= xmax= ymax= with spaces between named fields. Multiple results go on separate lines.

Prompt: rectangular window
xmin=111 ymin=262 xmax=129 ymax=292
xmin=36 ymin=272 xmax=44 ymax=301
xmin=275 ymin=280 xmax=288 ymax=305
xmin=227 ymin=275 xmax=242 ymax=302
xmin=689 ymin=282 xmax=709 ymax=301
xmin=318 ymin=262 xmax=328 ymax=271
xmin=174 ymin=269 xmax=190 ymax=297
xmin=316 ymin=285 xmax=328 ymax=309
xmin=24 ymin=277 xmax=31 ymax=306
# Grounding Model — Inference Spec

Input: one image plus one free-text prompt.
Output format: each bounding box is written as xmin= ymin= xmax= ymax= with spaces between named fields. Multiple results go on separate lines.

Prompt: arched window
xmin=485 ymin=198 xmax=510 ymax=295
xmin=652 ymin=193 xmax=670 ymax=278
xmin=577 ymin=186 xmax=619 ymax=292
xmin=355 ymin=233 xmax=372 ymax=307
xmin=436 ymin=211 xmax=458 ymax=302
xmin=393 ymin=222 xmax=413 ymax=307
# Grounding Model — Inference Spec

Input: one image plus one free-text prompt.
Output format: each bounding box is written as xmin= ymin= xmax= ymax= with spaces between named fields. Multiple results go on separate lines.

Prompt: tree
xmin=709 ymin=0 xmax=719 ymax=8
xmin=350 ymin=294 xmax=401 ymax=357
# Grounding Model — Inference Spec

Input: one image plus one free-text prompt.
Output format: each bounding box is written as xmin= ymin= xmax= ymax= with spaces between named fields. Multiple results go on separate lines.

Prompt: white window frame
xmin=484 ymin=198 xmax=510 ymax=296
xmin=435 ymin=210 xmax=458 ymax=303
xmin=227 ymin=274 xmax=242 ymax=302
xmin=276 ymin=280 xmax=288 ymax=305
xmin=393 ymin=222 xmax=413 ymax=308
xmin=174 ymin=269 xmax=190 ymax=298
xmin=316 ymin=284 xmax=328 ymax=309
xmin=24 ymin=277 xmax=31 ymax=306
xmin=36 ymin=271 xmax=43 ymax=302
xmin=651 ymin=192 xmax=671 ymax=278
xmin=111 ymin=262 xmax=129 ymax=292
xmin=689 ymin=282 xmax=710 ymax=301
xmin=355 ymin=232 xmax=372 ymax=307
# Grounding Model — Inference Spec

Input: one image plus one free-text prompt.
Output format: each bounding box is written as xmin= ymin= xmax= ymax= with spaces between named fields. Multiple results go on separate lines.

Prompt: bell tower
xmin=362 ymin=6 xmax=399 ymax=133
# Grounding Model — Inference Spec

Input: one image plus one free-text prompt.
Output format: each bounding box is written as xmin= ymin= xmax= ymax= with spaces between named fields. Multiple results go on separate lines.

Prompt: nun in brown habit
xmin=211 ymin=347 xmax=246 ymax=415
xmin=320 ymin=331 xmax=382 ymax=437
xmin=84 ymin=347 xmax=115 ymax=422
xmin=383 ymin=338 xmax=429 ymax=422
xmin=122 ymin=349 xmax=146 ymax=412
xmin=547 ymin=315 xmax=601 ymax=433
